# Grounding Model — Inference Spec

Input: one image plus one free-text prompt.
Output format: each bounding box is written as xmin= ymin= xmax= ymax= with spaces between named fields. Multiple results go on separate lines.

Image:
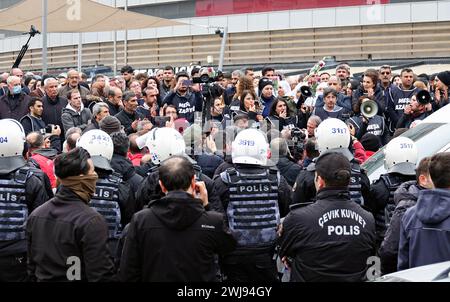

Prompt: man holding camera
xmin=20 ymin=97 xmax=59 ymax=137
xmin=162 ymin=71 xmax=202 ymax=124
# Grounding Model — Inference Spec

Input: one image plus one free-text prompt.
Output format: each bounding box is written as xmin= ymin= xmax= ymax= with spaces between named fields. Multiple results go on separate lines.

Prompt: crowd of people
xmin=0 ymin=61 xmax=449 ymax=282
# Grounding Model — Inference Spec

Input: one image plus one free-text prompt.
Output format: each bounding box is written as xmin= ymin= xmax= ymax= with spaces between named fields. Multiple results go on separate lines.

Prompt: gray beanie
xmin=99 ymin=116 xmax=122 ymax=134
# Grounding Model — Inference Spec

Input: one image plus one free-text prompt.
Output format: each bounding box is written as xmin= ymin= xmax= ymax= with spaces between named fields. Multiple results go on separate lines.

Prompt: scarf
xmin=59 ymin=173 xmax=98 ymax=203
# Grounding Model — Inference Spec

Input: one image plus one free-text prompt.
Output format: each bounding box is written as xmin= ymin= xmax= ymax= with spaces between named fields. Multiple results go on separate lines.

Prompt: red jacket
xmin=31 ymin=153 xmax=57 ymax=188
xmin=353 ymin=140 xmax=367 ymax=165
xmin=128 ymin=152 xmax=143 ymax=167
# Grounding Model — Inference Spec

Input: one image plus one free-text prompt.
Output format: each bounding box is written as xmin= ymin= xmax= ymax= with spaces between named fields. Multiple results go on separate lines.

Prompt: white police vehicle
xmin=375 ymin=261 xmax=450 ymax=282
xmin=363 ymin=103 xmax=450 ymax=182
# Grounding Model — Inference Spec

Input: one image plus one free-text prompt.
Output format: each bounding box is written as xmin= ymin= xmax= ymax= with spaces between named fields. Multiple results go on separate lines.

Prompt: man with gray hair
xmin=83 ymin=102 xmax=110 ymax=133
xmin=58 ymin=69 xmax=91 ymax=104
xmin=0 ymin=75 xmax=31 ymax=120
xmin=41 ymin=77 xmax=68 ymax=139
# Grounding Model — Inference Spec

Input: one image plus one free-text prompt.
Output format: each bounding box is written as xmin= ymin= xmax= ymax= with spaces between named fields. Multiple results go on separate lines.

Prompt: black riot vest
xmin=220 ymin=167 xmax=280 ymax=248
xmin=0 ymin=167 xmax=31 ymax=241
xmin=90 ymin=173 xmax=122 ymax=239
xmin=380 ymin=174 xmax=403 ymax=229
xmin=349 ymin=162 xmax=364 ymax=206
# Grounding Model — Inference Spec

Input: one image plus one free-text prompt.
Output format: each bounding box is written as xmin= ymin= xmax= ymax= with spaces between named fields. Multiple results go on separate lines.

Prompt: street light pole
xmin=124 ymin=0 xmax=128 ymax=66
xmin=42 ymin=0 xmax=48 ymax=73
xmin=113 ymin=0 xmax=117 ymax=76
xmin=218 ymin=26 xmax=228 ymax=71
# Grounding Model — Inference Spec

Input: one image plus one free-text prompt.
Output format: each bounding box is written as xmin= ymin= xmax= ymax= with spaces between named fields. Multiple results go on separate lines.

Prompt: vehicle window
xmin=362 ymin=123 xmax=445 ymax=175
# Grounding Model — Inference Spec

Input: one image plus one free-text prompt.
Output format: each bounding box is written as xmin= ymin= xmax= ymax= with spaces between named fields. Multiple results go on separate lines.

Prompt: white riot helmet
xmin=384 ymin=137 xmax=418 ymax=175
xmin=0 ymin=119 xmax=26 ymax=174
xmin=315 ymin=118 xmax=353 ymax=160
xmin=77 ymin=129 xmax=114 ymax=171
xmin=145 ymin=127 xmax=185 ymax=165
xmin=231 ymin=129 xmax=268 ymax=166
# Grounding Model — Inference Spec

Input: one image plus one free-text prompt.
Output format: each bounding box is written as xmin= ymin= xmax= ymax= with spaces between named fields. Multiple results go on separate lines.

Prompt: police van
xmin=375 ymin=261 xmax=450 ymax=282
xmin=363 ymin=103 xmax=450 ymax=183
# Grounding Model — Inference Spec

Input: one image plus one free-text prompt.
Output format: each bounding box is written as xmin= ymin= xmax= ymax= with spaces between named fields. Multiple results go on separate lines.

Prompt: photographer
xmin=162 ymin=71 xmax=202 ymax=124
xmin=20 ymin=97 xmax=55 ymax=136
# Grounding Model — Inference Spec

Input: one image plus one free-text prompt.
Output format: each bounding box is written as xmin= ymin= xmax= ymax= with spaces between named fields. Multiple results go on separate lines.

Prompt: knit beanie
xmin=99 ymin=116 xmax=122 ymax=134
xmin=437 ymin=71 xmax=450 ymax=87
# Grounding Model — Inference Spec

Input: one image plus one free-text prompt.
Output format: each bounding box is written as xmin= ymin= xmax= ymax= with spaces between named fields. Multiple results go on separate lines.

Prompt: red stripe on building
xmin=196 ymin=0 xmax=390 ymax=17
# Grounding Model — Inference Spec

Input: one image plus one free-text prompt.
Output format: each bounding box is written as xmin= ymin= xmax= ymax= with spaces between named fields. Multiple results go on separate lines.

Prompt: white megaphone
xmin=360 ymin=99 xmax=378 ymax=119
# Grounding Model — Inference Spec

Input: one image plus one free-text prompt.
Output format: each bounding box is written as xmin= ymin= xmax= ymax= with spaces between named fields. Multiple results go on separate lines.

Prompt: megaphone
xmin=360 ymin=99 xmax=378 ymax=119
xmin=298 ymin=85 xmax=313 ymax=97
xmin=416 ymin=90 xmax=431 ymax=105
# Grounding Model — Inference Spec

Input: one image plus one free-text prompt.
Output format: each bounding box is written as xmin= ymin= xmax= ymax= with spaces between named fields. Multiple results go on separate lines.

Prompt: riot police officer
xmin=135 ymin=127 xmax=222 ymax=212
xmin=279 ymin=152 xmax=376 ymax=282
xmin=292 ymin=118 xmax=371 ymax=206
xmin=213 ymin=128 xmax=292 ymax=282
xmin=366 ymin=136 xmax=418 ymax=248
xmin=0 ymin=119 xmax=48 ymax=281
xmin=77 ymin=129 xmax=135 ymax=259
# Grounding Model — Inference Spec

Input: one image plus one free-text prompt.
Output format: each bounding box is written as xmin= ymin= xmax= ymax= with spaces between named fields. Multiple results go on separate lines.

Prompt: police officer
xmin=135 ymin=127 xmax=222 ymax=213
xmin=77 ymin=129 xmax=135 ymax=259
xmin=0 ymin=119 xmax=48 ymax=281
xmin=292 ymin=118 xmax=371 ymax=206
xmin=213 ymin=128 xmax=292 ymax=282
xmin=279 ymin=152 xmax=376 ymax=282
xmin=366 ymin=136 xmax=418 ymax=248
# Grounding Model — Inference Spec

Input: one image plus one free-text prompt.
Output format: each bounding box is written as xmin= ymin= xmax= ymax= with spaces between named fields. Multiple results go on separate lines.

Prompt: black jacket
xmin=110 ymin=154 xmax=143 ymax=197
xmin=279 ymin=188 xmax=376 ymax=282
xmin=41 ymin=95 xmax=68 ymax=131
xmin=292 ymin=158 xmax=371 ymax=205
xmin=396 ymin=110 xmax=432 ymax=129
xmin=105 ymin=99 xmax=122 ymax=117
xmin=276 ymin=157 xmax=303 ymax=187
xmin=0 ymin=92 xmax=30 ymax=121
xmin=119 ymin=191 xmax=236 ymax=282
xmin=135 ymin=164 xmax=222 ymax=213
xmin=162 ymin=90 xmax=203 ymax=124
xmin=352 ymin=85 xmax=385 ymax=115
xmin=26 ymin=186 xmax=116 ymax=281
xmin=379 ymin=181 xmax=422 ymax=274
xmin=20 ymin=114 xmax=47 ymax=135
xmin=115 ymin=110 xmax=144 ymax=135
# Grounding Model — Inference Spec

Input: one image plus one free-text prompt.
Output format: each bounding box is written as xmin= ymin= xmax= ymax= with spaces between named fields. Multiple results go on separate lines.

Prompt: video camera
xmin=288 ymin=127 xmax=307 ymax=162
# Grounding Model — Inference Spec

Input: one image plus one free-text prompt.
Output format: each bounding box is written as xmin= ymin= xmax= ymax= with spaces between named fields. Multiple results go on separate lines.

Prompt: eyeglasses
xmin=380 ymin=72 xmax=391 ymax=75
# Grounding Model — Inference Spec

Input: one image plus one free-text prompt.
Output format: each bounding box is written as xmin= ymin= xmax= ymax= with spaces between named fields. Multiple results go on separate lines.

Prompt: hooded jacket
xmin=61 ymin=103 xmax=92 ymax=132
xmin=379 ymin=181 xmax=422 ymax=274
xmin=119 ymin=191 xmax=236 ymax=282
xmin=398 ymin=189 xmax=450 ymax=270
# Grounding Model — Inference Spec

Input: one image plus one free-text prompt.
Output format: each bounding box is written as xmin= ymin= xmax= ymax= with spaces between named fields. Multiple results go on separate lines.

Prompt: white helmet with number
xmin=232 ymin=129 xmax=268 ymax=166
xmin=384 ymin=137 xmax=418 ymax=175
xmin=77 ymin=129 xmax=114 ymax=171
xmin=0 ymin=119 xmax=26 ymax=174
xmin=315 ymin=118 xmax=353 ymax=160
xmin=145 ymin=127 xmax=185 ymax=165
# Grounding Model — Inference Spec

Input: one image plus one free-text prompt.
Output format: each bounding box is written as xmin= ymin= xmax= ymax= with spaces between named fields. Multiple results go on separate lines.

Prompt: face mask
xmin=12 ymin=85 xmax=21 ymax=95
xmin=60 ymin=173 xmax=99 ymax=203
